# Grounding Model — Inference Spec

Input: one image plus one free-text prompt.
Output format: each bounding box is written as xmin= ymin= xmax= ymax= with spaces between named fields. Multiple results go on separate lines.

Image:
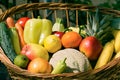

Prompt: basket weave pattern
xmin=0 ymin=2 xmax=120 ymax=80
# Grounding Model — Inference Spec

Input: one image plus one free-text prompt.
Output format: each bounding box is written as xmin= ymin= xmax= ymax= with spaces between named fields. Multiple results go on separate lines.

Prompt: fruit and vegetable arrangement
xmin=0 ymin=8 xmax=120 ymax=75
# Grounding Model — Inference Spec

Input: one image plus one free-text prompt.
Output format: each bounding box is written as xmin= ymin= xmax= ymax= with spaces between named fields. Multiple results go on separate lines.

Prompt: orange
xmin=61 ymin=31 xmax=82 ymax=48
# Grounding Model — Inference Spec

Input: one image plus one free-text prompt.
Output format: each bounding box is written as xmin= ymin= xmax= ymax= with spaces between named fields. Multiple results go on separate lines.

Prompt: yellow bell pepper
xmin=24 ymin=17 xmax=52 ymax=45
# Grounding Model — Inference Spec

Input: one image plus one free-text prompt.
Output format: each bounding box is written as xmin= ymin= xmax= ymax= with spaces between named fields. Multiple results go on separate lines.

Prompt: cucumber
xmin=0 ymin=22 xmax=17 ymax=63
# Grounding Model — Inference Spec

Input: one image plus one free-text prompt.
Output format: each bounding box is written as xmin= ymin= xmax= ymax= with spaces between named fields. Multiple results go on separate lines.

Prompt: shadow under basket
xmin=0 ymin=2 xmax=120 ymax=80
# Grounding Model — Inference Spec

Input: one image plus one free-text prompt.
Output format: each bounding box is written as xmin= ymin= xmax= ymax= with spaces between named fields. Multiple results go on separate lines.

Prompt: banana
xmin=9 ymin=27 xmax=21 ymax=54
xmin=94 ymin=39 xmax=114 ymax=69
xmin=112 ymin=29 xmax=120 ymax=53
xmin=113 ymin=51 xmax=120 ymax=59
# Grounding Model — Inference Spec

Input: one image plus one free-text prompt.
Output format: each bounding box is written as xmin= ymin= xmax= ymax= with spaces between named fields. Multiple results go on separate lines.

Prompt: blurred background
xmin=0 ymin=0 xmax=120 ymax=80
xmin=0 ymin=0 xmax=120 ymax=22
xmin=0 ymin=0 xmax=120 ymax=12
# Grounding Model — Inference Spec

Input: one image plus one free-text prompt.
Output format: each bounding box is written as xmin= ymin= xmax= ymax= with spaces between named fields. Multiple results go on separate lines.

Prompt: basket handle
xmin=0 ymin=3 xmax=120 ymax=22
xmin=0 ymin=47 xmax=13 ymax=65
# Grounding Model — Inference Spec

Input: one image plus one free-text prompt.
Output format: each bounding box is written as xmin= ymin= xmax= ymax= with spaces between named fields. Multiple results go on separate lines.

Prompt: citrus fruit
xmin=27 ymin=57 xmax=52 ymax=73
xmin=61 ymin=31 xmax=82 ymax=48
xmin=44 ymin=35 xmax=62 ymax=53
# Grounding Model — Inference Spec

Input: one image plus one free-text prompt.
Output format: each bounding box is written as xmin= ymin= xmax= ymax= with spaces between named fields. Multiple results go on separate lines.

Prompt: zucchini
xmin=0 ymin=22 xmax=17 ymax=63
xmin=9 ymin=27 xmax=21 ymax=54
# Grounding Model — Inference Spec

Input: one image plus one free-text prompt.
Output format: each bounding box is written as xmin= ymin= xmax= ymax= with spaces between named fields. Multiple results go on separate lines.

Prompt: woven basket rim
xmin=0 ymin=2 xmax=120 ymax=79
xmin=0 ymin=2 xmax=120 ymax=21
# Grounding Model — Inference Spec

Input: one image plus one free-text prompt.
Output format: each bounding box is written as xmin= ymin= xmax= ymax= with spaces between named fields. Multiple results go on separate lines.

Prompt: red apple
xmin=21 ymin=43 xmax=49 ymax=61
xmin=53 ymin=31 xmax=64 ymax=39
xmin=79 ymin=36 xmax=103 ymax=60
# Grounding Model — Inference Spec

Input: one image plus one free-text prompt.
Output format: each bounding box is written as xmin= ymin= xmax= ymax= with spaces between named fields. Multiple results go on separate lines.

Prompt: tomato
xmin=17 ymin=17 xmax=30 ymax=29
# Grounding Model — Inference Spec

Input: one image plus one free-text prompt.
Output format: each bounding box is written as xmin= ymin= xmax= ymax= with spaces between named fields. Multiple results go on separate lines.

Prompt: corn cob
xmin=94 ymin=39 xmax=114 ymax=69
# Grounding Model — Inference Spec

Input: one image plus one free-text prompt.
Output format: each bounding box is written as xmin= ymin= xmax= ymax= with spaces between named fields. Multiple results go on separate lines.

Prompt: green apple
xmin=14 ymin=54 xmax=29 ymax=69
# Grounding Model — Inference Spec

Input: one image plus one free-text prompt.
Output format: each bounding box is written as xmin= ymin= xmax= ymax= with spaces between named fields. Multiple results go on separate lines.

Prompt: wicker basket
xmin=0 ymin=2 xmax=120 ymax=80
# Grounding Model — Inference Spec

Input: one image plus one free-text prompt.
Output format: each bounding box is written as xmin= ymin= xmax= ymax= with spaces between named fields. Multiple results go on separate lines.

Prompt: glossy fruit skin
xmin=53 ymin=31 xmax=64 ymax=39
xmin=24 ymin=18 xmax=52 ymax=45
xmin=61 ymin=31 xmax=82 ymax=48
xmin=27 ymin=57 xmax=52 ymax=73
xmin=24 ymin=18 xmax=42 ymax=44
xmin=79 ymin=36 xmax=103 ymax=60
xmin=44 ymin=35 xmax=62 ymax=53
xmin=17 ymin=17 xmax=30 ymax=29
xmin=38 ymin=19 xmax=52 ymax=45
xmin=21 ymin=43 xmax=49 ymax=61
xmin=14 ymin=54 xmax=29 ymax=69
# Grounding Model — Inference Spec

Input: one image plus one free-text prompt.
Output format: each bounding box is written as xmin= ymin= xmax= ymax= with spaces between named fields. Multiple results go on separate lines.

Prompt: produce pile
xmin=0 ymin=9 xmax=120 ymax=74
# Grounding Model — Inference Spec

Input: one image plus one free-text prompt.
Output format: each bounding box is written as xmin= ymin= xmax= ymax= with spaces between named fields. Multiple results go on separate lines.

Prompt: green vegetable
xmin=51 ymin=58 xmax=67 ymax=74
xmin=9 ymin=27 xmax=21 ymax=54
xmin=24 ymin=17 xmax=52 ymax=45
xmin=52 ymin=18 xmax=65 ymax=32
xmin=0 ymin=22 xmax=17 ymax=63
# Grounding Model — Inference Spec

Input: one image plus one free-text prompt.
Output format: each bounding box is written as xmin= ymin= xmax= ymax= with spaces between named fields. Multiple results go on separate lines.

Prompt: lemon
xmin=44 ymin=35 xmax=62 ymax=53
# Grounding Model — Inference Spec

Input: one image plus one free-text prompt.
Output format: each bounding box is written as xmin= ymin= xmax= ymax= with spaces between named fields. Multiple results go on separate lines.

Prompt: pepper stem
xmin=37 ymin=16 xmax=41 ymax=19
xmin=61 ymin=58 xmax=67 ymax=63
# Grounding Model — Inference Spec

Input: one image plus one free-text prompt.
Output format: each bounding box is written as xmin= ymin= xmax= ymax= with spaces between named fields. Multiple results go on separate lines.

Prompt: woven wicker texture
xmin=0 ymin=2 xmax=120 ymax=80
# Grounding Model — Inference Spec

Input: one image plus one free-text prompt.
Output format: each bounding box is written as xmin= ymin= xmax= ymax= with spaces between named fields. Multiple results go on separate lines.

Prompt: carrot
xmin=6 ymin=17 xmax=15 ymax=28
xmin=15 ymin=23 xmax=26 ymax=48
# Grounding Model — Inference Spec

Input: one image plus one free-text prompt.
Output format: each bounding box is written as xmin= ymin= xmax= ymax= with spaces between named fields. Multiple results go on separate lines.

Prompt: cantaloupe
xmin=49 ymin=48 xmax=92 ymax=73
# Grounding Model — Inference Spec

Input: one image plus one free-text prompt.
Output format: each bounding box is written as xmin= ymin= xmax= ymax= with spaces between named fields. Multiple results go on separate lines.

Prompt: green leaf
xmin=110 ymin=17 xmax=120 ymax=29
